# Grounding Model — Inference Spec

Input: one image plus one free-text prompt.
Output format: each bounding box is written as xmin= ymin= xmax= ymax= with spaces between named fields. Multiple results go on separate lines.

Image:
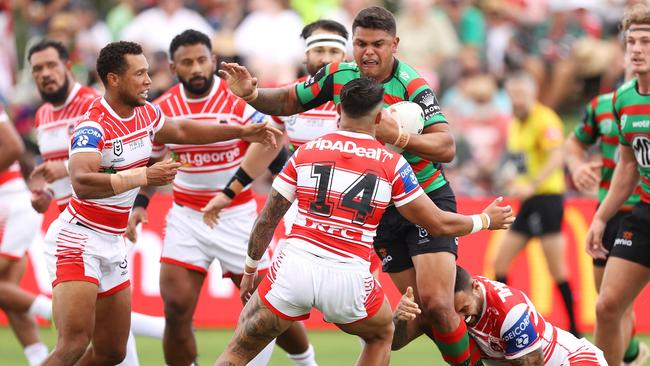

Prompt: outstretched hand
xmin=394 ymin=287 xmax=420 ymax=321
xmin=218 ymin=62 xmax=258 ymax=101
xmin=241 ymin=122 xmax=283 ymax=149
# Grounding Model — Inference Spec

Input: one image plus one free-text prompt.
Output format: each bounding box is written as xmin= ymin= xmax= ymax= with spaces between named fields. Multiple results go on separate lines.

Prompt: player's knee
xmin=163 ymin=294 xmax=194 ymax=322
xmin=595 ymin=294 xmax=623 ymax=322
xmin=57 ymin=332 xmax=92 ymax=359
xmin=419 ymin=293 xmax=454 ymax=320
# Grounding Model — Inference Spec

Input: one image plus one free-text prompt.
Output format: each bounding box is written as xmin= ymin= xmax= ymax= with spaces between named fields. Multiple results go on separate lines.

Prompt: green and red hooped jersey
xmin=294 ymin=59 xmax=448 ymax=193
xmin=575 ymin=92 xmax=641 ymax=209
xmin=613 ymin=79 xmax=650 ymax=204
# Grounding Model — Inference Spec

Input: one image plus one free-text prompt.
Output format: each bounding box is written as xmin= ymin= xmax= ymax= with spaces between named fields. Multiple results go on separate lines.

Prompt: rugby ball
xmin=385 ymin=101 xmax=425 ymax=153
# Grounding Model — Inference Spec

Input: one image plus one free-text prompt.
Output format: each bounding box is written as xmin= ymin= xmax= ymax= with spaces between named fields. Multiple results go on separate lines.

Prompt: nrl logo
xmin=114 ymin=139 xmax=123 ymax=156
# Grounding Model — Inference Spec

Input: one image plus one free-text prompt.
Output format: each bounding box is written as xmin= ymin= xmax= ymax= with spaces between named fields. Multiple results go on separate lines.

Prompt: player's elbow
xmin=3 ymin=139 xmax=24 ymax=163
xmin=437 ymin=138 xmax=455 ymax=163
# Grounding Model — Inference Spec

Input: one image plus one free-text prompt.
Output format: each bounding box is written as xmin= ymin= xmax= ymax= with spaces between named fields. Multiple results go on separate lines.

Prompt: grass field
xmin=1 ymin=327 xmax=649 ymax=365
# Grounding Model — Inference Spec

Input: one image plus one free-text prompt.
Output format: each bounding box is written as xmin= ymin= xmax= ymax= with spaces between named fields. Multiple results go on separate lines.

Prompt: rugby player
xmin=565 ymin=58 xmax=649 ymax=365
xmin=215 ymin=77 xmax=514 ymax=366
xmin=395 ymin=266 xmax=607 ymax=365
xmin=586 ymin=4 xmax=650 ymax=364
xmin=40 ymin=41 xmax=280 ymax=366
xmin=126 ymin=29 xmax=315 ymax=366
xmin=215 ymin=7 xmax=479 ymax=364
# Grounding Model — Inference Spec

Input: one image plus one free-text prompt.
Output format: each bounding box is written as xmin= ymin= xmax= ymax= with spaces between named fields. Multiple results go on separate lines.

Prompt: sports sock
xmin=23 ymin=342 xmax=48 ymax=366
xmin=247 ymin=339 xmax=276 ymax=366
xmin=130 ymin=312 xmax=165 ymax=338
xmin=287 ymin=344 xmax=318 ymax=366
xmin=623 ymin=337 xmax=640 ymax=363
xmin=27 ymin=294 xmax=52 ymax=320
xmin=433 ymin=319 xmax=482 ymax=366
xmin=495 ymin=275 xmax=508 ymax=285
xmin=118 ymin=330 xmax=139 ymax=366
xmin=557 ymin=281 xmax=579 ymax=336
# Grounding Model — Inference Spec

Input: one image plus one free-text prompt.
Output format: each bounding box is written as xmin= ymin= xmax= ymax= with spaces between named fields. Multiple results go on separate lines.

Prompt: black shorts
xmin=593 ymin=210 xmax=632 ymax=267
xmin=510 ymin=194 xmax=564 ymax=237
xmin=373 ymin=183 xmax=458 ymax=273
xmin=610 ymin=202 xmax=650 ymax=268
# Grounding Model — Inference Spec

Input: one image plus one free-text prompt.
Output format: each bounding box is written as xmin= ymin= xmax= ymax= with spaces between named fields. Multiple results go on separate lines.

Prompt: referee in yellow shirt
xmin=494 ymin=71 xmax=580 ymax=337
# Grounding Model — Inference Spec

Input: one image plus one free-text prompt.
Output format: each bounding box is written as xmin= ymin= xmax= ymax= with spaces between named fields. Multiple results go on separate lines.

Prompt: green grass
xmin=1 ymin=326 xmax=649 ymax=365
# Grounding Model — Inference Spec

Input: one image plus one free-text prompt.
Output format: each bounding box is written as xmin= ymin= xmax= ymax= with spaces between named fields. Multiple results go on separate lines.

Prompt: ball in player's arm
xmin=216 ymin=78 xmax=513 ymax=366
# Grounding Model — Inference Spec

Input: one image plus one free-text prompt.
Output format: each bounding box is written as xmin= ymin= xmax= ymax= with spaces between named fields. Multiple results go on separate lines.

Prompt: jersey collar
xmin=100 ymin=97 xmax=136 ymax=121
xmin=334 ymin=130 xmax=374 ymax=140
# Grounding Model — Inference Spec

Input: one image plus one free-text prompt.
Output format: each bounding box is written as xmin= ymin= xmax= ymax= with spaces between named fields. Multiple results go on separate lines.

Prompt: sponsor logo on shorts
xmin=615 ymin=231 xmax=634 ymax=246
xmin=417 ymin=225 xmax=428 ymax=238
xmin=377 ymin=248 xmax=392 ymax=265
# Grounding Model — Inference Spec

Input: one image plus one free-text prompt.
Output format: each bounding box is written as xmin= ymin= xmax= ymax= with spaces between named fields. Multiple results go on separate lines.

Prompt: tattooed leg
xmin=215 ymin=291 xmax=293 ymax=366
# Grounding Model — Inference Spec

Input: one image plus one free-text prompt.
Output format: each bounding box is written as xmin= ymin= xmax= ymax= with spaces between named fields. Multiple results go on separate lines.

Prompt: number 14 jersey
xmin=272 ymin=131 xmax=423 ymax=264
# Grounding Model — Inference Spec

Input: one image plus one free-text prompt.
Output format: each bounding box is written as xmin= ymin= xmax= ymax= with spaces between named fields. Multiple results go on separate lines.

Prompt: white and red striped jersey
xmin=34 ymin=83 xmax=99 ymax=209
xmin=272 ymin=131 xmax=423 ymax=264
xmin=0 ymin=106 xmax=26 ymax=195
xmin=60 ymin=98 xmax=165 ymax=235
xmin=270 ymin=76 xmax=338 ymax=152
xmin=469 ymin=276 xmax=603 ymax=365
xmin=153 ymin=79 xmax=267 ymax=212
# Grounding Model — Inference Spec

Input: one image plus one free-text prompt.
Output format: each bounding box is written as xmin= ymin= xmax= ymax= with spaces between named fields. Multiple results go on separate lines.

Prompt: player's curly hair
xmin=96 ymin=41 xmax=143 ymax=85
xmin=454 ymin=266 xmax=473 ymax=294
xmin=622 ymin=3 xmax=650 ymax=32
xmin=340 ymin=77 xmax=384 ymax=119
xmin=352 ymin=6 xmax=396 ymax=36
xmin=301 ymin=19 xmax=349 ymax=40
xmin=169 ymin=29 xmax=212 ymax=60
xmin=28 ymin=40 xmax=69 ymax=63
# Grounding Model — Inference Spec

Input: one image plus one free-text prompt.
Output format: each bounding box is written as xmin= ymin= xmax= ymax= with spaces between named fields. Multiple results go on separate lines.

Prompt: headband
xmin=627 ymin=26 xmax=650 ymax=33
xmin=305 ymin=34 xmax=347 ymax=52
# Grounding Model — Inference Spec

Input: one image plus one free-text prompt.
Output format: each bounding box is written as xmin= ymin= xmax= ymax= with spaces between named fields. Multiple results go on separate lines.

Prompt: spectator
xmin=441 ymin=0 xmax=486 ymax=51
xmin=443 ymin=73 xmax=511 ymax=196
xmin=234 ymin=0 xmax=304 ymax=86
xmin=121 ymin=0 xmax=214 ymax=54
xmin=71 ymin=0 xmax=111 ymax=80
xmin=106 ymin=0 xmax=137 ymax=41
xmin=396 ymin=0 xmax=460 ymax=89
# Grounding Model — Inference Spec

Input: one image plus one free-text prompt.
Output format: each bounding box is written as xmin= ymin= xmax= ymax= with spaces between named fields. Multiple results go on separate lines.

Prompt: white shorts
xmin=43 ymin=218 xmax=130 ymax=296
xmin=0 ymin=190 xmax=43 ymax=260
xmin=258 ymin=243 xmax=385 ymax=324
xmin=161 ymin=202 xmax=271 ymax=276
xmin=551 ymin=328 xmax=607 ymax=365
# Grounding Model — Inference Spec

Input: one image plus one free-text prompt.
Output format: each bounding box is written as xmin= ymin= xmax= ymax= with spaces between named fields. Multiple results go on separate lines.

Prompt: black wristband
xmin=133 ymin=194 xmax=150 ymax=209
xmin=233 ymin=167 xmax=253 ymax=187
xmin=222 ymin=187 xmax=236 ymax=199
xmin=268 ymin=146 xmax=290 ymax=175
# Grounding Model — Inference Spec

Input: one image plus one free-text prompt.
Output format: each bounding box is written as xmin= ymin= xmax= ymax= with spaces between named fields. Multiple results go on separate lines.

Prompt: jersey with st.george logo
xmin=272 ymin=131 xmax=424 ymax=264
xmin=59 ymin=98 xmax=165 ymax=235
xmin=152 ymin=80 xmax=269 ymax=211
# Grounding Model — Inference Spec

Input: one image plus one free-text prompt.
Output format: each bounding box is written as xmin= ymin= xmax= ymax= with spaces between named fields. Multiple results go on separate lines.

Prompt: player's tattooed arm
xmin=247 ymin=188 xmax=292 ymax=260
xmin=507 ymin=348 xmax=544 ymax=366
xmin=251 ymin=87 xmax=306 ymax=116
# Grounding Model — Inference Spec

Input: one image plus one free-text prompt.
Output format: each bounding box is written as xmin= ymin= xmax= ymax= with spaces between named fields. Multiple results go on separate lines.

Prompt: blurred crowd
xmin=0 ymin=0 xmax=643 ymax=196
